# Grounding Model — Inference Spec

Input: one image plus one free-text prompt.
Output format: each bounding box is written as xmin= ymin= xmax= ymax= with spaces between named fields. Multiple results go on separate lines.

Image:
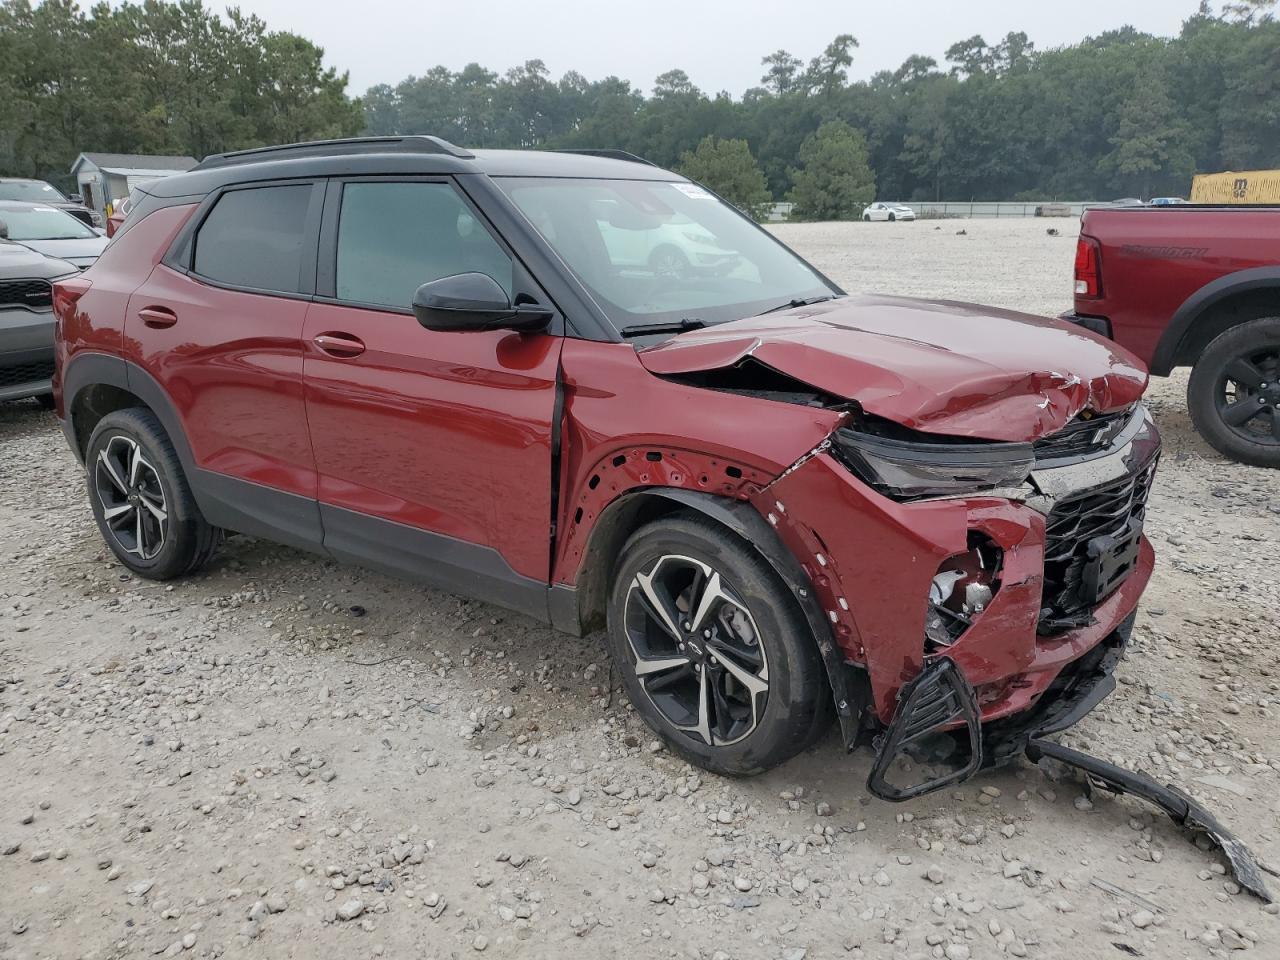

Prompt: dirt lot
xmin=2 ymin=217 xmax=1278 ymax=960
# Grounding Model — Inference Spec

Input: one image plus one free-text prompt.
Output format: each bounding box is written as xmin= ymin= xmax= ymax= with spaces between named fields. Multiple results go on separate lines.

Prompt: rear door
xmin=125 ymin=179 xmax=325 ymax=546
xmin=301 ymin=176 xmax=563 ymax=616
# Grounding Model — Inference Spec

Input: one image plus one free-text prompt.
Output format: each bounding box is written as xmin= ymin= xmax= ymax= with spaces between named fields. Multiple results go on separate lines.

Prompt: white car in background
xmin=862 ymin=202 xmax=915 ymax=222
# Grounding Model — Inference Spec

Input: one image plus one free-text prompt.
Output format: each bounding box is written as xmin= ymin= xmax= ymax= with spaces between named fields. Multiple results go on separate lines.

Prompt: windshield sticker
xmin=672 ymin=183 xmax=715 ymax=200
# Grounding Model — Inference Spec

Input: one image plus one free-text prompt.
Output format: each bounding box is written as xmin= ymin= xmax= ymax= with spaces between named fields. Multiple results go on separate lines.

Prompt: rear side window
xmin=335 ymin=181 xmax=512 ymax=310
xmin=193 ymin=184 xmax=312 ymax=292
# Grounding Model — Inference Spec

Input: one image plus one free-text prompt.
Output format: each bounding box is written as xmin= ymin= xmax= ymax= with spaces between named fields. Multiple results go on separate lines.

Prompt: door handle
xmin=313 ymin=332 xmax=366 ymax=358
xmin=138 ymin=305 xmax=177 ymax=328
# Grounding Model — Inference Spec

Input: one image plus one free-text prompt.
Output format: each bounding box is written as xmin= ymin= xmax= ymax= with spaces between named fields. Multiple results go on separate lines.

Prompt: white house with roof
xmin=69 ymin=153 xmax=198 ymax=219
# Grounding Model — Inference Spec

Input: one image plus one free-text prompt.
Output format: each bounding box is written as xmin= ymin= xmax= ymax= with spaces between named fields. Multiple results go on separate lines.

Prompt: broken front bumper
xmin=866 ymin=619 xmax=1273 ymax=902
xmin=867 ymin=611 xmax=1134 ymax=801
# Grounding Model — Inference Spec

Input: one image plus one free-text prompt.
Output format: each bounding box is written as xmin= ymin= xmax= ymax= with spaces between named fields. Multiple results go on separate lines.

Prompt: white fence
xmin=904 ymin=201 xmax=1093 ymax=219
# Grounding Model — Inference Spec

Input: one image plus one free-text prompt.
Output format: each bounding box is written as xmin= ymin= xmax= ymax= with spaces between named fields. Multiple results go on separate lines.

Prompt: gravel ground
xmin=1 ymin=217 xmax=1278 ymax=960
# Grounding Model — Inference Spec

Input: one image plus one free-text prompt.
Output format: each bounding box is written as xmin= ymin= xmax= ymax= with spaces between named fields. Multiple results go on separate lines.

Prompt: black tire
xmin=1187 ymin=317 xmax=1280 ymax=468
xmin=888 ymin=212 xmax=896 ymax=222
xmin=605 ymin=514 xmax=831 ymax=776
xmin=863 ymin=214 xmax=871 ymax=222
xmin=85 ymin=408 xmax=222 ymax=579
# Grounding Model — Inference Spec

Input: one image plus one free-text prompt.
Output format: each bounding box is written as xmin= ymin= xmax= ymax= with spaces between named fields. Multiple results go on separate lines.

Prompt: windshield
xmin=0 ymin=205 xmax=96 ymax=241
xmin=496 ymin=177 xmax=834 ymax=331
xmin=0 ymin=181 xmax=67 ymax=202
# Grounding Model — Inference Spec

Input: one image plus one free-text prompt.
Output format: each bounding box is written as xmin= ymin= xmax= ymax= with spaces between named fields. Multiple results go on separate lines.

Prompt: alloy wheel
xmin=623 ymin=554 xmax=769 ymax=747
xmin=650 ymin=250 xmax=687 ymax=279
xmin=94 ymin=434 xmax=168 ymax=560
xmin=1216 ymin=347 xmax=1280 ymax=445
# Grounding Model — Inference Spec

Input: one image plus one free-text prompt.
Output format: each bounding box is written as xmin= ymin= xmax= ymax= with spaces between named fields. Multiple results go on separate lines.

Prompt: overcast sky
xmin=237 ymin=0 xmax=1201 ymax=96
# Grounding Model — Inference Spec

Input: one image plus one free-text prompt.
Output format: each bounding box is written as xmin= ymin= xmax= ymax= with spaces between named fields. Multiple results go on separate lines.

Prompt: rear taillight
xmin=1074 ymin=236 xmax=1102 ymax=298
xmin=51 ymin=276 xmax=92 ymax=322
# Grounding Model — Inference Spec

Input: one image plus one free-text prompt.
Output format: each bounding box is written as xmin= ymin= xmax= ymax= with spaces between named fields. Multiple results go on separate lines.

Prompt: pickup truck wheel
xmin=1187 ymin=317 xmax=1280 ymax=468
xmin=606 ymin=515 xmax=830 ymax=776
xmin=86 ymin=408 xmax=223 ymax=579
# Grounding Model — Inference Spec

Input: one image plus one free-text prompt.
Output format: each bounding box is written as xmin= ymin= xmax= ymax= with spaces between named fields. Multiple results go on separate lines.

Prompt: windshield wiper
xmin=619 ymin=317 xmax=709 ymax=339
xmin=755 ymin=294 xmax=838 ymax=316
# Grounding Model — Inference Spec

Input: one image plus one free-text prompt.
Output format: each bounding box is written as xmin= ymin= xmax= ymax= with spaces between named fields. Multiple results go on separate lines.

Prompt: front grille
xmin=0 ymin=279 xmax=52 ymax=310
xmin=0 ymin=359 xmax=54 ymax=388
xmin=1040 ymin=458 xmax=1157 ymax=631
xmin=1033 ymin=408 xmax=1132 ymax=463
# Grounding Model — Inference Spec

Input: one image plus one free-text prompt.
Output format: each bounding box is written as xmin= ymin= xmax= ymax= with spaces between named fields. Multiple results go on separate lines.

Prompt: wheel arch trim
xmin=1153 ymin=266 xmax=1280 ymax=375
xmin=550 ymin=486 xmax=867 ymax=748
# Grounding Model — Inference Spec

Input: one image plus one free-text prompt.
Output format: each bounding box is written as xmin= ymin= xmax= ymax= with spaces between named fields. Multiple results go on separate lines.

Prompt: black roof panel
xmin=143 ymin=138 xmax=684 ymax=199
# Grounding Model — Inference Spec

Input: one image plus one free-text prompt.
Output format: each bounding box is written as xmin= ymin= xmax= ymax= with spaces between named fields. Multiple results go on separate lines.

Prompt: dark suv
xmin=53 ymin=137 xmax=1158 ymax=794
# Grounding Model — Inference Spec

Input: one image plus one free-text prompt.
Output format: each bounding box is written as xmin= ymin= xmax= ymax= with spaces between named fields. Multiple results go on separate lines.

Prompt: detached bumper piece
xmin=867 ymin=658 xmax=982 ymax=801
xmin=1027 ymin=738 xmax=1273 ymax=904
xmin=865 ymin=638 xmax=1272 ymax=902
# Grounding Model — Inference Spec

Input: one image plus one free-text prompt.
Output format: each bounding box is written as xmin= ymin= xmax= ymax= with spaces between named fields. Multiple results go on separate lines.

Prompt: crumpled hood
xmin=637 ymin=295 xmax=1149 ymax=441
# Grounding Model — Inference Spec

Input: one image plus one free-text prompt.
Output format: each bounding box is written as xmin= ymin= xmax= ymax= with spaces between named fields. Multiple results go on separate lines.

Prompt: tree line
xmin=0 ymin=0 xmax=363 ymax=185
xmin=2 ymin=1 xmax=1278 ymax=216
xmin=364 ymin=1 xmax=1280 ymax=209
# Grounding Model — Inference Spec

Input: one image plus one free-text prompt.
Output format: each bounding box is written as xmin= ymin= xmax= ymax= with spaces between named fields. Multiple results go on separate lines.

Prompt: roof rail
xmin=555 ymin=148 xmax=656 ymax=167
xmin=193 ymin=136 xmax=474 ymax=170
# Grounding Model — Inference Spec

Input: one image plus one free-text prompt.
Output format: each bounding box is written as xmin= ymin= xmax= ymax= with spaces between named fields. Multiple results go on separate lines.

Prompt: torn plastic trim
xmin=1026 ymin=738 xmax=1273 ymax=904
xmin=867 ymin=657 xmax=983 ymax=801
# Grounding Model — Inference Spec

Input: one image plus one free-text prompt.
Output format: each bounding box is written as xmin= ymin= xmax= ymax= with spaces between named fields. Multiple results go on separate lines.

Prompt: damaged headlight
xmin=834 ymin=427 xmax=1034 ymax=499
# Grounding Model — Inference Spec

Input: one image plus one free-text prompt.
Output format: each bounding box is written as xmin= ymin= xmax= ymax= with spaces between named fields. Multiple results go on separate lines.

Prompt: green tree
xmin=1103 ymin=65 xmax=1192 ymax=197
xmin=786 ymin=120 xmax=876 ymax=220
xmin=677 ymin=136 xmax=771 ymax=218
xmin=760 ymin=50 xmax=803 ymax=95
xmin=0 ymin=0 xmax=362 ymax=180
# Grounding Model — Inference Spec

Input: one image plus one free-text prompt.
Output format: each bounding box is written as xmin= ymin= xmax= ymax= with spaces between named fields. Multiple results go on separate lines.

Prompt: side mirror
xmin=412 ymin=273 xmax=552 ymax=333
xmin=68 ymin=194 xmax=83 ymax=204
xmin=0 ymin=219 xmax=7 ymax=239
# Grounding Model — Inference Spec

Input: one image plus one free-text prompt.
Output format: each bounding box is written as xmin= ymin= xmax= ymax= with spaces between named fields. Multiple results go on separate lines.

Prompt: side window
xmin=335 ymin=181 xmax=512 ymax=310
xmin=192 ymin=184 xmax=312 ymax=292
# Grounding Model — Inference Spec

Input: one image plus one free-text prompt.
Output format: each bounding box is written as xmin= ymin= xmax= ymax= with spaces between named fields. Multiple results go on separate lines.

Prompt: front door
xmin=302 ymin=178 xmax=562 ymax=618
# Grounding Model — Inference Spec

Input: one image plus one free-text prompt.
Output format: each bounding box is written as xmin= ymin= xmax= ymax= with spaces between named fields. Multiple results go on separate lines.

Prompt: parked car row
xmin=0 ymin=177 xmax=101 ymax=227
xmin=0 ymin=199 xmax=111 ymax=403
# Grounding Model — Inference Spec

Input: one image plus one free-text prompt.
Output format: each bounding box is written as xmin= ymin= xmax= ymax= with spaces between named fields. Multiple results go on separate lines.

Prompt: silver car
xmin=0 ymin=242 xmax=78 ymax=405
xmin=0 ymin=200 xmax=109 ymax=270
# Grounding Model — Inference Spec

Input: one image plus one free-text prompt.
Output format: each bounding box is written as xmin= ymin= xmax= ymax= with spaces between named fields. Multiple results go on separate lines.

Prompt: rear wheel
xmin=605 ymin=515 xmax=830 ymax=776
xmin=1187 ymin=317 xmax=1280 ymax=468
xmin=86 ymin=408 xmax=222 ymax=579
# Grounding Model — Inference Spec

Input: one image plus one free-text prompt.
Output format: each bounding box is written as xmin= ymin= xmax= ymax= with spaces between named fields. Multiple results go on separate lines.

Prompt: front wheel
xmin=888 ymin=212 xmax=896 ymax=222
xmin=863 ymin=214 xmax=871 ymax=222
xmin=605 ymin=514 xmax=831 ymax=776
xmin=86 ymin=408 xmax=223 ymax=579
xmin=1187 ymin=317 xmax=1280 ymax=468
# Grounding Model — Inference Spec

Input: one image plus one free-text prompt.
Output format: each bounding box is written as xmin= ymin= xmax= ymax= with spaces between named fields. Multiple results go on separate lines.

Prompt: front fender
xmin=549 ymin=485 xmax=869 ymax=750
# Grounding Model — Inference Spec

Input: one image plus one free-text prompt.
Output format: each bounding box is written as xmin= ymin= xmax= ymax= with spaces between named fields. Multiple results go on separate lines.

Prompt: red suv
xmin=53 ymin=137 xmax=1158 ymax=796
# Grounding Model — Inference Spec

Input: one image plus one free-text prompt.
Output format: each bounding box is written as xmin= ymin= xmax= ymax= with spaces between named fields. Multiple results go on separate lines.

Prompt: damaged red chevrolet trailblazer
xmin=53 ymin=140 xmax=1174 ymax=797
